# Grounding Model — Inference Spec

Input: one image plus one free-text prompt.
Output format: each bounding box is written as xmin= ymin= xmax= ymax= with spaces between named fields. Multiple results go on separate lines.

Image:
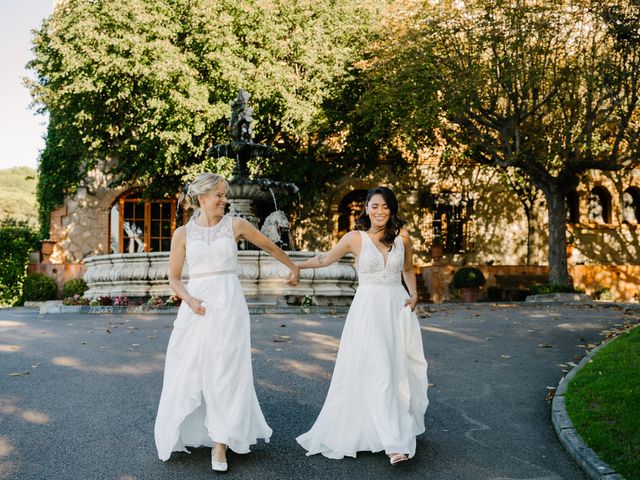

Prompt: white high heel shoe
xmin=211 ymin=443 xmax=228 ymax=472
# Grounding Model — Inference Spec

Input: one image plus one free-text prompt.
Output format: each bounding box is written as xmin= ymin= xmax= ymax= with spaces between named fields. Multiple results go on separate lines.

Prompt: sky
xmin=0 ymin=0 xmax=54 ymax=170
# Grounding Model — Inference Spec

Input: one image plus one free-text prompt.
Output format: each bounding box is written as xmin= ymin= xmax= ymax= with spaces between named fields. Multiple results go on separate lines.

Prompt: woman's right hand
xmin=186 ymin=296 xmax=206 ymax=315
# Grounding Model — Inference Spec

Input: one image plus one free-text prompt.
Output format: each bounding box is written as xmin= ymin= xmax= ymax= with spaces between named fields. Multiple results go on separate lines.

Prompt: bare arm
xmin=400 ymin=228 xmax=419 ymax=310
xmin=168 ymin=226 xmax=205 ymax=315
xmin=232 ymin=217 xmax=300 ymax=284
xmin=297 ymin=231 xmax=360 ymax=269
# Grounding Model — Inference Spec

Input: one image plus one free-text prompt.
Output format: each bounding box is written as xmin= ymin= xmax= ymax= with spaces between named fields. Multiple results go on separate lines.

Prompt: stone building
xmin=34 ymin=153 xmax=640 ymax=302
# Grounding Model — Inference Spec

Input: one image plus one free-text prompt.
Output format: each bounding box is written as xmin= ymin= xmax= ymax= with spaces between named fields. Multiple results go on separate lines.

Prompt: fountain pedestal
xmin=83 ymin=252 xmax=357 ymax=306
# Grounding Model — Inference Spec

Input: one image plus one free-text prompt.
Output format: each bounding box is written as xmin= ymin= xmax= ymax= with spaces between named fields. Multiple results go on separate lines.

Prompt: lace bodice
xmin=186 ymin=215 xmax=237 ymax=277
xmin=357 ymin=230 xmax=404 ymax=286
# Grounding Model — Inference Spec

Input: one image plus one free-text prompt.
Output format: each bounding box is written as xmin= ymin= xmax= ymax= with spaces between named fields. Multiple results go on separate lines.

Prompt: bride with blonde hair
xmin=154 ymin=172 xmax=300 ymax=472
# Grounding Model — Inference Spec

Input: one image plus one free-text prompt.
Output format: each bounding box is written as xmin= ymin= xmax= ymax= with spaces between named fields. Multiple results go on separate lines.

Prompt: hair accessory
xmin=182 ymin=183 xmax=190 ymax=196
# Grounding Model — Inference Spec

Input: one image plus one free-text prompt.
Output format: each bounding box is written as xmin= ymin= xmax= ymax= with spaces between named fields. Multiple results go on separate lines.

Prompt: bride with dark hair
xmin=295 ymin=186 xmax=429 ymax=465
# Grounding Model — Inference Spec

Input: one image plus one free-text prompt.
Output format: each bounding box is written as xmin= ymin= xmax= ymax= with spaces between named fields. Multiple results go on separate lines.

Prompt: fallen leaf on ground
xmin=576 ymin=344 xmax=586 ymax=348
xmin=587 ymin=343 xmax=597 ymax=349
xmin=501 ymin=355 xmax=511 ymax=359
xmin=538 ymin=344 xmax=553 ymax=348
xmin=106 ymin=329 xmax=112 ymax=334
xmin=273 ymin=335 xmax=290 ymax=343
xmin=9 ymin=372 xmax=30 ymax=377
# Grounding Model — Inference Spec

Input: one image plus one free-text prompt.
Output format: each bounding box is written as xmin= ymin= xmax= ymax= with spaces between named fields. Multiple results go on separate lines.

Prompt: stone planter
xmin=460 ymin=287 xmax=480 ymax=302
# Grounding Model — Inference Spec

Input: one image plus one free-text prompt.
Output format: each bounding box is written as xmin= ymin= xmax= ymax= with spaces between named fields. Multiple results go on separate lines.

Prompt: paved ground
xmin=1 ymin=303 xmax=638 ymax=480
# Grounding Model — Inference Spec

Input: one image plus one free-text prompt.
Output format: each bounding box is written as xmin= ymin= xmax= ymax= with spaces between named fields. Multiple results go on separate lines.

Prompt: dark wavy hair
xmin=356 ymin=186 xmax=405 ymax=249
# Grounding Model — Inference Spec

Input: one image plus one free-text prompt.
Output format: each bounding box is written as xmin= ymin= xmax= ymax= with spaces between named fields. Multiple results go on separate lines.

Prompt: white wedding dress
xmin=155 ymin=215 xmax=272 ymax=461
xmin=296 ymin=230 xmax=429 ymax=459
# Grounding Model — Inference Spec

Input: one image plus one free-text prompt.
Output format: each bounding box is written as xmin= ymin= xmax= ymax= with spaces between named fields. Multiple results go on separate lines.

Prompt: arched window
xmin=110 ymin=191 xmax=177 ymax=254
xmin=622 ymin=187 xmax=640 ymax=224
xmin=566 ymin=189 xmax=580 ymax=224
xmin=337 ymin=190 xmax=367 ymax=238
xmin=588 ymin=186 xmax=612 ymax=224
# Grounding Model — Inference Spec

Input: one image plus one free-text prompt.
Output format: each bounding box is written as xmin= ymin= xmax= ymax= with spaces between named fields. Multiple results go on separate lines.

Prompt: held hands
xmin=286 ymin=265 xmax=300 ymax=286
xmin=186 ymin=296 xmax=206 ymax=315
xmin=404 ymin=292 xmax=418 ymax=312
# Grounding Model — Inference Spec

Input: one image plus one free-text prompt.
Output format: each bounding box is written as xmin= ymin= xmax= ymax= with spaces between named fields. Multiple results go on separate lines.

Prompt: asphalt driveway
xmin=1 ymin=303 xmax=637 ymax=480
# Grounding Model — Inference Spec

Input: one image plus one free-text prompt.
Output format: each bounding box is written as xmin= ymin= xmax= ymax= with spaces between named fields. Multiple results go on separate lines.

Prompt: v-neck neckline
xmin=364 ymin=231 xmax=391 ymax=268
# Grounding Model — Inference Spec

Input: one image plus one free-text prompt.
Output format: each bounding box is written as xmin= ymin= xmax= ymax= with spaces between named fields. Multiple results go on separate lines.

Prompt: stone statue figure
xmin=229 ymin=89 xmax=254 ymax=143
xmin=123 ymin=221 xmax=144 ymax=253
xmin=260 ymin=210 xmax=291 ymax=249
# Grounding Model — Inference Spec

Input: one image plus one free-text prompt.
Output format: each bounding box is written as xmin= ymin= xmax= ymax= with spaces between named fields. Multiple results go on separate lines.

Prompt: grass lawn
xmin=565 ymin=325 xmax=640 ymax=480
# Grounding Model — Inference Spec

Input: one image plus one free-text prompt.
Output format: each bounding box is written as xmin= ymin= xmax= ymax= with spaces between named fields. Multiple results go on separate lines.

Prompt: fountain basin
xmin=83 ymin=251 xmax=357 ymax=306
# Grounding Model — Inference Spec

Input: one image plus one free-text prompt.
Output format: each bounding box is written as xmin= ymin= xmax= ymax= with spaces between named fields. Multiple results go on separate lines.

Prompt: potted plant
xmin=566 ymin=234 xmax=575 ymax=258
xmin=430 ymin=234 xmax=444 ymax=262
xmin=453 ymin=267 xmax=486 ymax=302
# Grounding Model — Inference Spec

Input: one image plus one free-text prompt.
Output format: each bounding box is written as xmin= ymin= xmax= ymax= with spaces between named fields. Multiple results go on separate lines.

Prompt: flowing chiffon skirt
xmin=296 ymin=284 xmax=428 ymax=459
xmin=154 ymin=274 xmax=272 ymax=461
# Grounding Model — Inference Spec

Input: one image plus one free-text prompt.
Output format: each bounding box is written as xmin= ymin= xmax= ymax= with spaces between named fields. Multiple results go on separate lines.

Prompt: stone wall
xmin=46 ymin=160 xmax=128 ymax=264
xmin=420 ymin=264 xmax=640 ymax=303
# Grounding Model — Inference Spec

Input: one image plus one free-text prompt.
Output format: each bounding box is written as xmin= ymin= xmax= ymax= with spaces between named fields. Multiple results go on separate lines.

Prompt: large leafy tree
xmin=28 ymin=0 xmax=382 ymax=236
xmin=356 ymin=0 xmax=640 ymax=284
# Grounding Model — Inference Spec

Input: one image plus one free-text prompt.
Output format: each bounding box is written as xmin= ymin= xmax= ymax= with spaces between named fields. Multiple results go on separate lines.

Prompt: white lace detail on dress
xmin=357 ymin=231 xmax=404 ymax=286
xmin=187 ymin=215 xmax=234 ymax=245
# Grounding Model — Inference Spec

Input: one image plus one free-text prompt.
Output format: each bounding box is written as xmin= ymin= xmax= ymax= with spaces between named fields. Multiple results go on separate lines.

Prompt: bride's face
xmin=367 ymin=194 xmax=391 ymax=229
xmin=198 ymin=182 xmax=229 ymax=217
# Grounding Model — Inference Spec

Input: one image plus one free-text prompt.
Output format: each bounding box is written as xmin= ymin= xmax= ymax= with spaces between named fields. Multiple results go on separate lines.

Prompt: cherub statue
xmin=229 ymin=89 xmax=254 ymax=142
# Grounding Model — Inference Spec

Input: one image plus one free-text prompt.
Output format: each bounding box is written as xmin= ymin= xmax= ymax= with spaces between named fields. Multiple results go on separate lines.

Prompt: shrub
xmin=165 ymin=295 xmax=182 ymax=306
xmin=63 ymin=278 xmax=88 ymax=297
xmin=113 ymin=296 xmax=129 ymax=306
xmin=98 ymin=296 xmax=113 ymax=306
xmin=147 ymin=295 xmax=164 ymax=306
xmin=593 ymin=288 xmax=613 ymax=301
xmin=528 ymin=283 xmax=584 ymax=295
xmin=23 ymin=272 xmax=57 ymax=301
xmin=487 ymin=286 xmax=502 ymax=300
xmin=302 ymin=295 xmax=314 ymax=306
xmin=63 ymin=294 xmax=90 ymax=306
xmin=0 ymin=219 xmax=39 ymax=305
xmin=453 ymin=267 xmax=486 ymax=289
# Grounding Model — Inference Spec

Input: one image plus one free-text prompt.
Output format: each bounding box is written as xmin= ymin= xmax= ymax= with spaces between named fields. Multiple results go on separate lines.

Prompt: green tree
xmin=0 ymin=167 xmax=39 ymax=230
xmin=28 ymin=0 xmax=383 ymax=226
xmin=0 ymin=219 xmax=39 ymax=306
xmin=357 ymin=0 xmax=640 ymax=284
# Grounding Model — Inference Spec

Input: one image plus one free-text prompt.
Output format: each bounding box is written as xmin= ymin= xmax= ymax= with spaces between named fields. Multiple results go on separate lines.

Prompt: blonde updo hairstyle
xmin=179 ymin=173 xmax=228 ymax=218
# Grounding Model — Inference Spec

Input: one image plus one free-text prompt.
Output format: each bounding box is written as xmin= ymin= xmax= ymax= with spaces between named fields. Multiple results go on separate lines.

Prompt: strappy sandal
xmin=388 ymin=453 xmax=408 ymax=465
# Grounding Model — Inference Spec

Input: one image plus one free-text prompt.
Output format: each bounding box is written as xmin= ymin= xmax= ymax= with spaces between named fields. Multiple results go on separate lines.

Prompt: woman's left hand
xmin=404 ymin=294 xmax=418 ymax=312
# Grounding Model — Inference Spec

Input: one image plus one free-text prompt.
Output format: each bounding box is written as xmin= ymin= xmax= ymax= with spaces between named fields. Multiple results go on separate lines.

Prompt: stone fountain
xmin=83 ymin=89 xmax=357 ymax=305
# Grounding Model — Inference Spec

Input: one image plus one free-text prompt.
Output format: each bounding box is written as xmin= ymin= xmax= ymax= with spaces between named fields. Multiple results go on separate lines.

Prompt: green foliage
xmin=23 ymin=272 xmax=57 ymax=301
xmin=36 ymin=114 xmax=85 ymax=238
xmin=528 ymin=284 xmax=583 ymax=295
xmin=565 ymin=326 xmax=640 ymax=479
xmin=28 ymin=0 xmax=383 ymax=213
xmin=0 ymin=220 xmax=39 ymax=306
xmin=357 ymin=0 xmax=640 ymax=285
xmin=452 ymin=267 xmax=486 ymax=289
xmin=0 ymin=167 xmax=39 ymax=231
xmin=593 ymin=288 xmax=614 ymax=301
xmin=63 ymin=278 xmax=88 ymax=298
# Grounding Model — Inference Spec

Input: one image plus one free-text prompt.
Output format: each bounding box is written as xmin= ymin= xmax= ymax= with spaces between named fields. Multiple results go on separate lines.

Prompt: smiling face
xmin=197 ymin=181 xmax=229 ymax=217
xmin=366 ymin=193 xmax=391 ymax=230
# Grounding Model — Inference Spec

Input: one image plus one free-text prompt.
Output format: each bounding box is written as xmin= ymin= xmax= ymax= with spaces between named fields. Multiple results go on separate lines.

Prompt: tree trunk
xmin=524 ymin=205 xmax=534 ymax=266
xmin=543 ymin=184 xmax=571 ymax=285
